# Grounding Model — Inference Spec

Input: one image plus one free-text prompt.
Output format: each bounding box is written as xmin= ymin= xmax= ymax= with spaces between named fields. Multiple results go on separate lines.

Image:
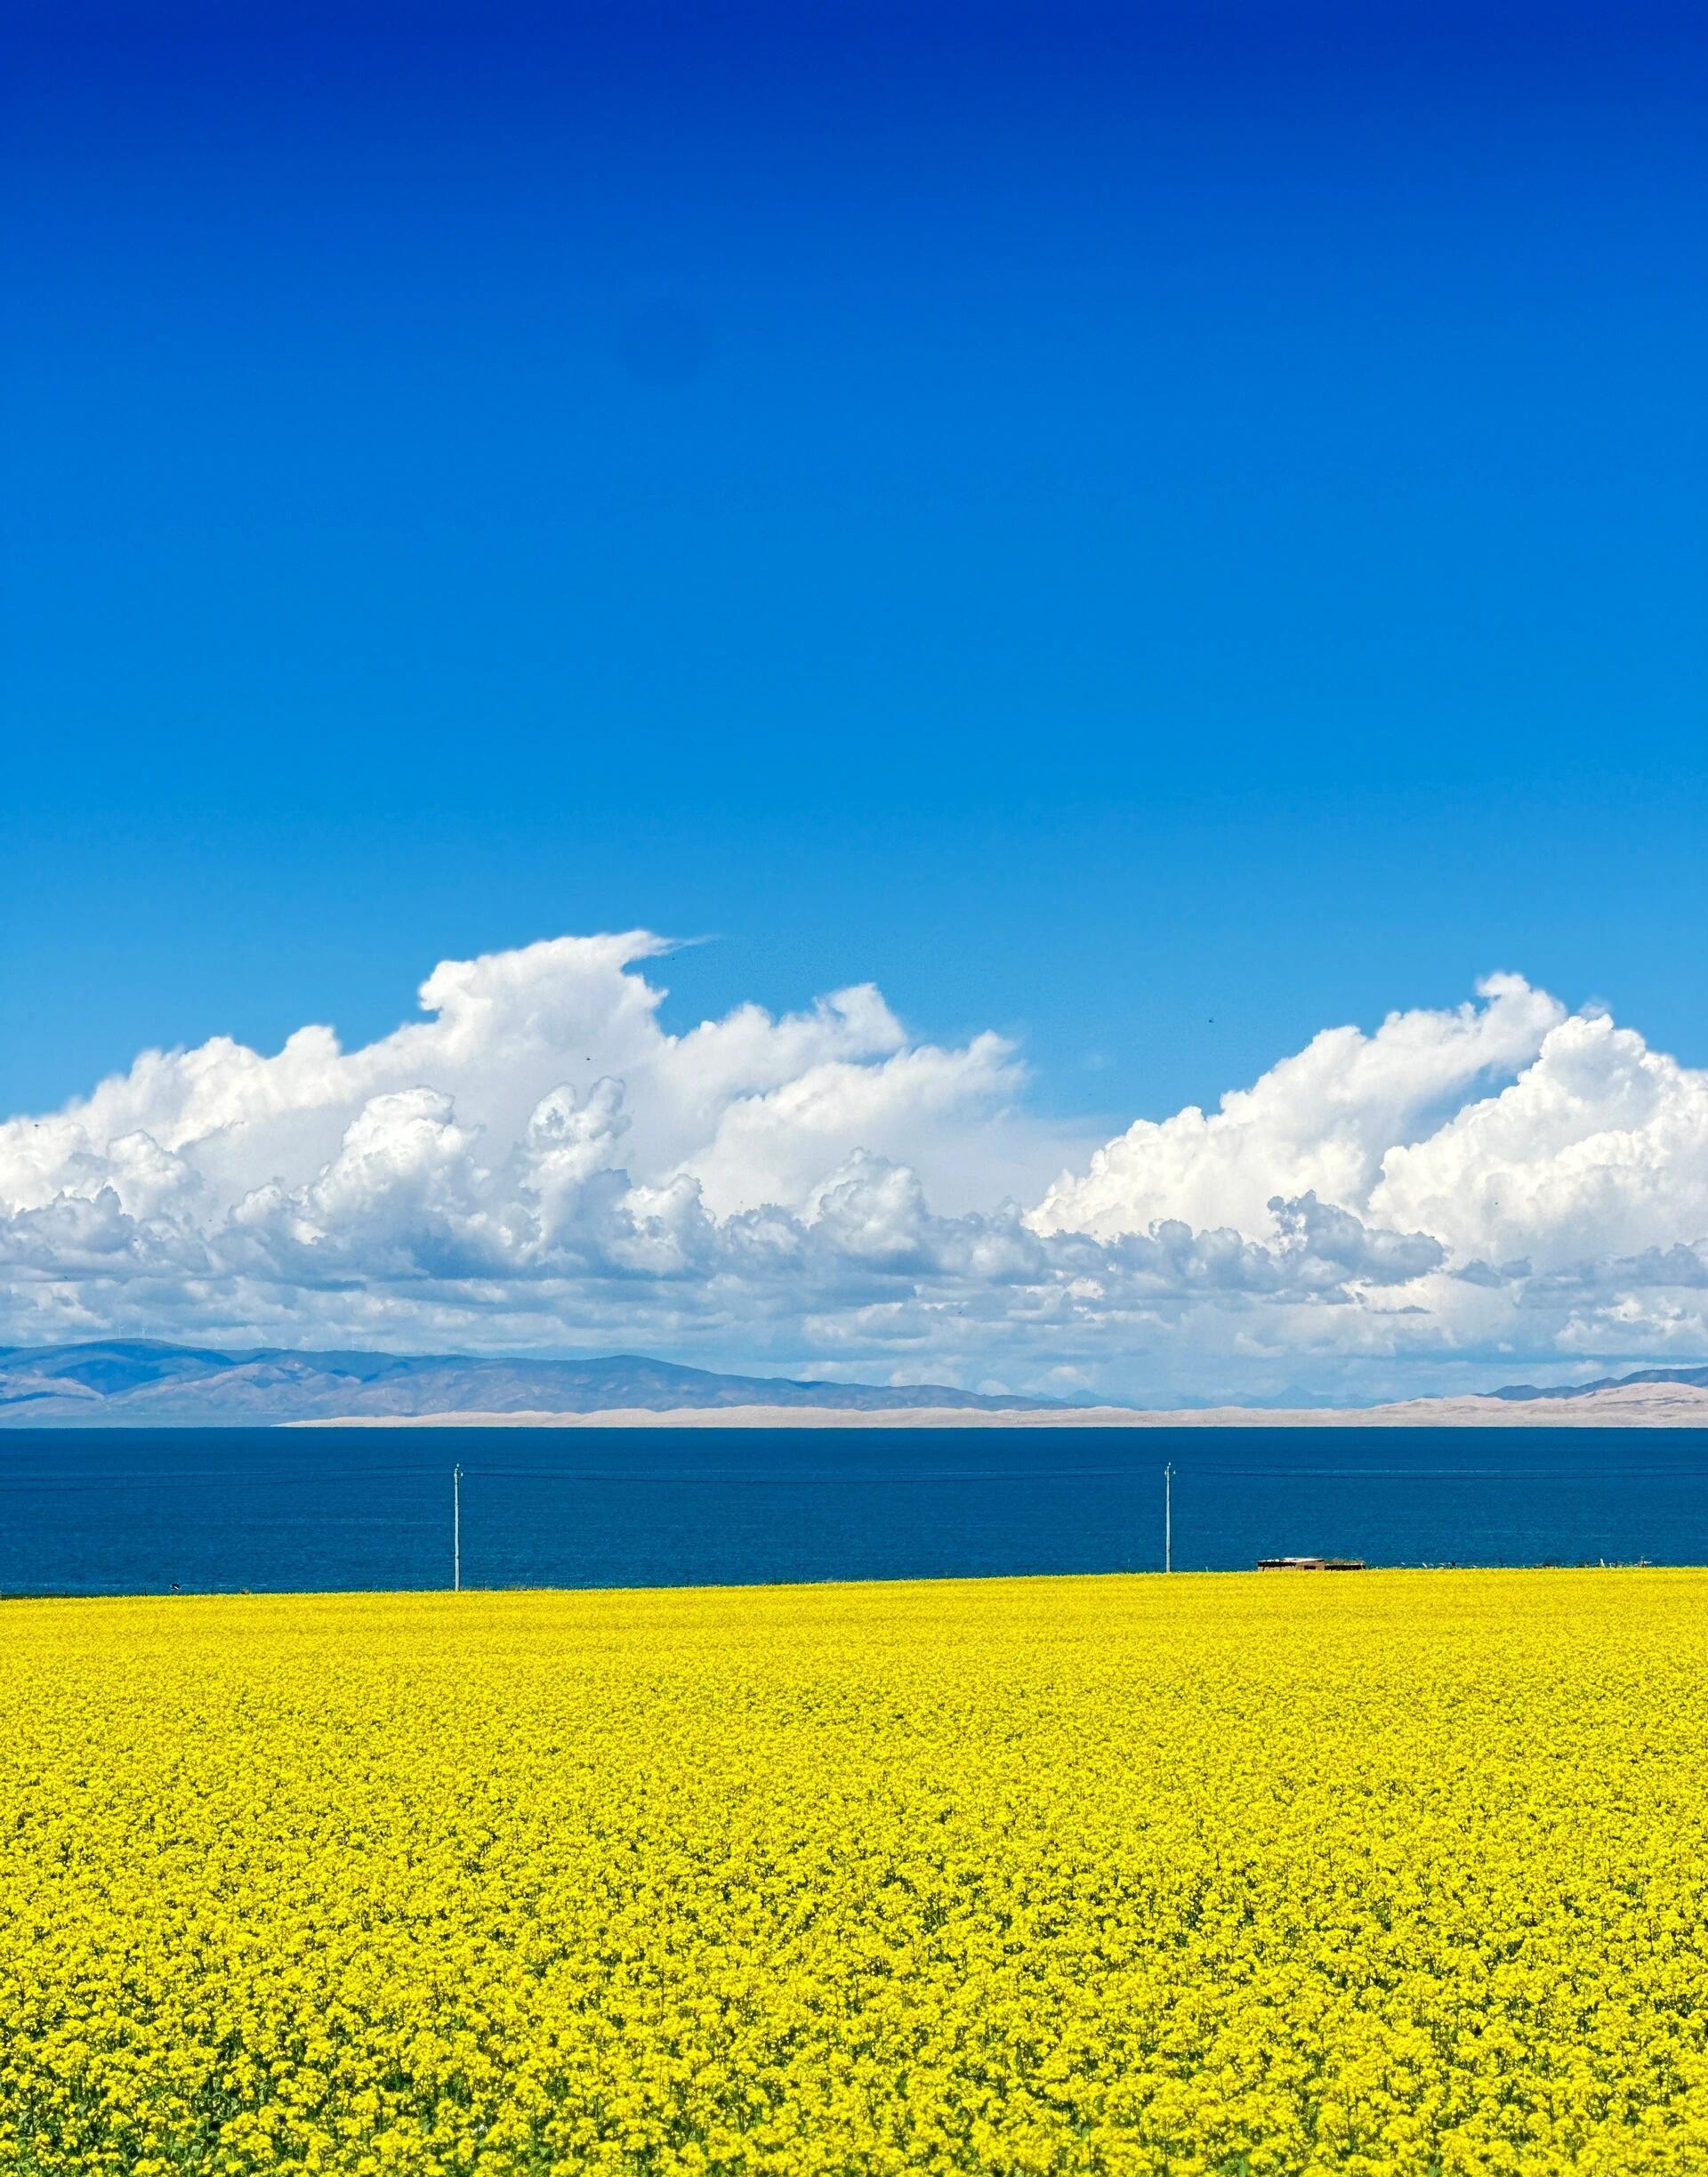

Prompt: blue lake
xmin=2 ymin=1427 xmax=1706 ymax=1594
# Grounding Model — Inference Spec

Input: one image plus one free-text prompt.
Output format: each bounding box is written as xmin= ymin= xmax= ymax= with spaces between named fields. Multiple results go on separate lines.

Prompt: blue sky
xmin=5 ymin=0 xmax=1704 ymax=1127
xmin=3 ymin=5 xmax=1707 ymax=1394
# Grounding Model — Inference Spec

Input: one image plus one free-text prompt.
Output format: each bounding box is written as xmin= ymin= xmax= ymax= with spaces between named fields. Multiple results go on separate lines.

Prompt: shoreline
xmin=291 ymin=1383 xmax=1708 ymax=1429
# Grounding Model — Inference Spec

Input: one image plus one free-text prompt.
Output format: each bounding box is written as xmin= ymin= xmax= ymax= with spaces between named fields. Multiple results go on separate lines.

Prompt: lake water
xmin=2 ymin=1426 xmax=1706 ymax=1594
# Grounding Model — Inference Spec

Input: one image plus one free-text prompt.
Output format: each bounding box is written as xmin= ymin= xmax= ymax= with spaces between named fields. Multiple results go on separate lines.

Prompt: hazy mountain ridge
xmin=4 ymin=1342 xmax=1708 ymax=1426
xmin=0 ymin=1342 xmax=1051 ymax=1424
xmin=1488 ymin=1365 xmax=1708 ymax=1401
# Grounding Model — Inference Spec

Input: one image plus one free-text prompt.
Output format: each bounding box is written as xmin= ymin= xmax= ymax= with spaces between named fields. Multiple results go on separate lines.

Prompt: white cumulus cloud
xmin=1029 ymin=973 xmax=1565 ymax=1242
xmin=3 ymin=940 xmax=1706 ymax=1401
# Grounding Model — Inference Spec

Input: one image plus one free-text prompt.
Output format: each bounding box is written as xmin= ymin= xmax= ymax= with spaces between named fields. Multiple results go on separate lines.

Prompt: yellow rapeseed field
xmin=4 ymin=1571 xmax=1708 ymax=2177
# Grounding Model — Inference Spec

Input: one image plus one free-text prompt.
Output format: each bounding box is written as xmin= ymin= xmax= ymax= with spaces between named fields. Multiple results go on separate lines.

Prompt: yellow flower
xmin=2 ymin=1570 xmax=1706 ymax=2173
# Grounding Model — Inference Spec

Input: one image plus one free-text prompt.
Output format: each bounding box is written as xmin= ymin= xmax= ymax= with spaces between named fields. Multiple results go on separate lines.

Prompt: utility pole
xmin=453 ymin=1463 xmax=462 ymax=1592
xmin=1164 ymin=1462 xmax=1173 ymax=1574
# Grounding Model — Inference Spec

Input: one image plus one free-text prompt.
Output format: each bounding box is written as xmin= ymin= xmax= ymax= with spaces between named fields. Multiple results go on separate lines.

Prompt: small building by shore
xmin=1257 ymin=1555 xmax=1366 ymax=1571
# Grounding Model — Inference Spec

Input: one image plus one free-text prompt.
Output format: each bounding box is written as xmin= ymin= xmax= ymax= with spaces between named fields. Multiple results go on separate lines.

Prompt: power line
xmin=4 ymin=1462 xmax=1708 ymax=1491
xmin=459 ymin=1464 xmax=1708 ymax=1485
xmin=0 ymin=1467 xmax=445 ymax=1492
xmin=464 ymin=1464 xmax=1171 ymax=1486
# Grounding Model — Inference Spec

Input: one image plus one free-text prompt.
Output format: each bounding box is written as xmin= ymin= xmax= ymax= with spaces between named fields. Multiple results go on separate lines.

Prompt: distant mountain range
xmin=0 ymin=1341 xmax=1053 ymax=1425
xmin=4 ymin=1341 xmax=1706 ymax=1426
xmin=1486 ymin=1365 xmax=1708 ymax=1401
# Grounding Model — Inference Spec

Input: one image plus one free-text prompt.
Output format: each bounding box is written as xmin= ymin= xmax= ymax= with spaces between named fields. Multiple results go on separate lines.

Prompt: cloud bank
xmin=4 ymin=937 xmax=1706 ymax=1401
